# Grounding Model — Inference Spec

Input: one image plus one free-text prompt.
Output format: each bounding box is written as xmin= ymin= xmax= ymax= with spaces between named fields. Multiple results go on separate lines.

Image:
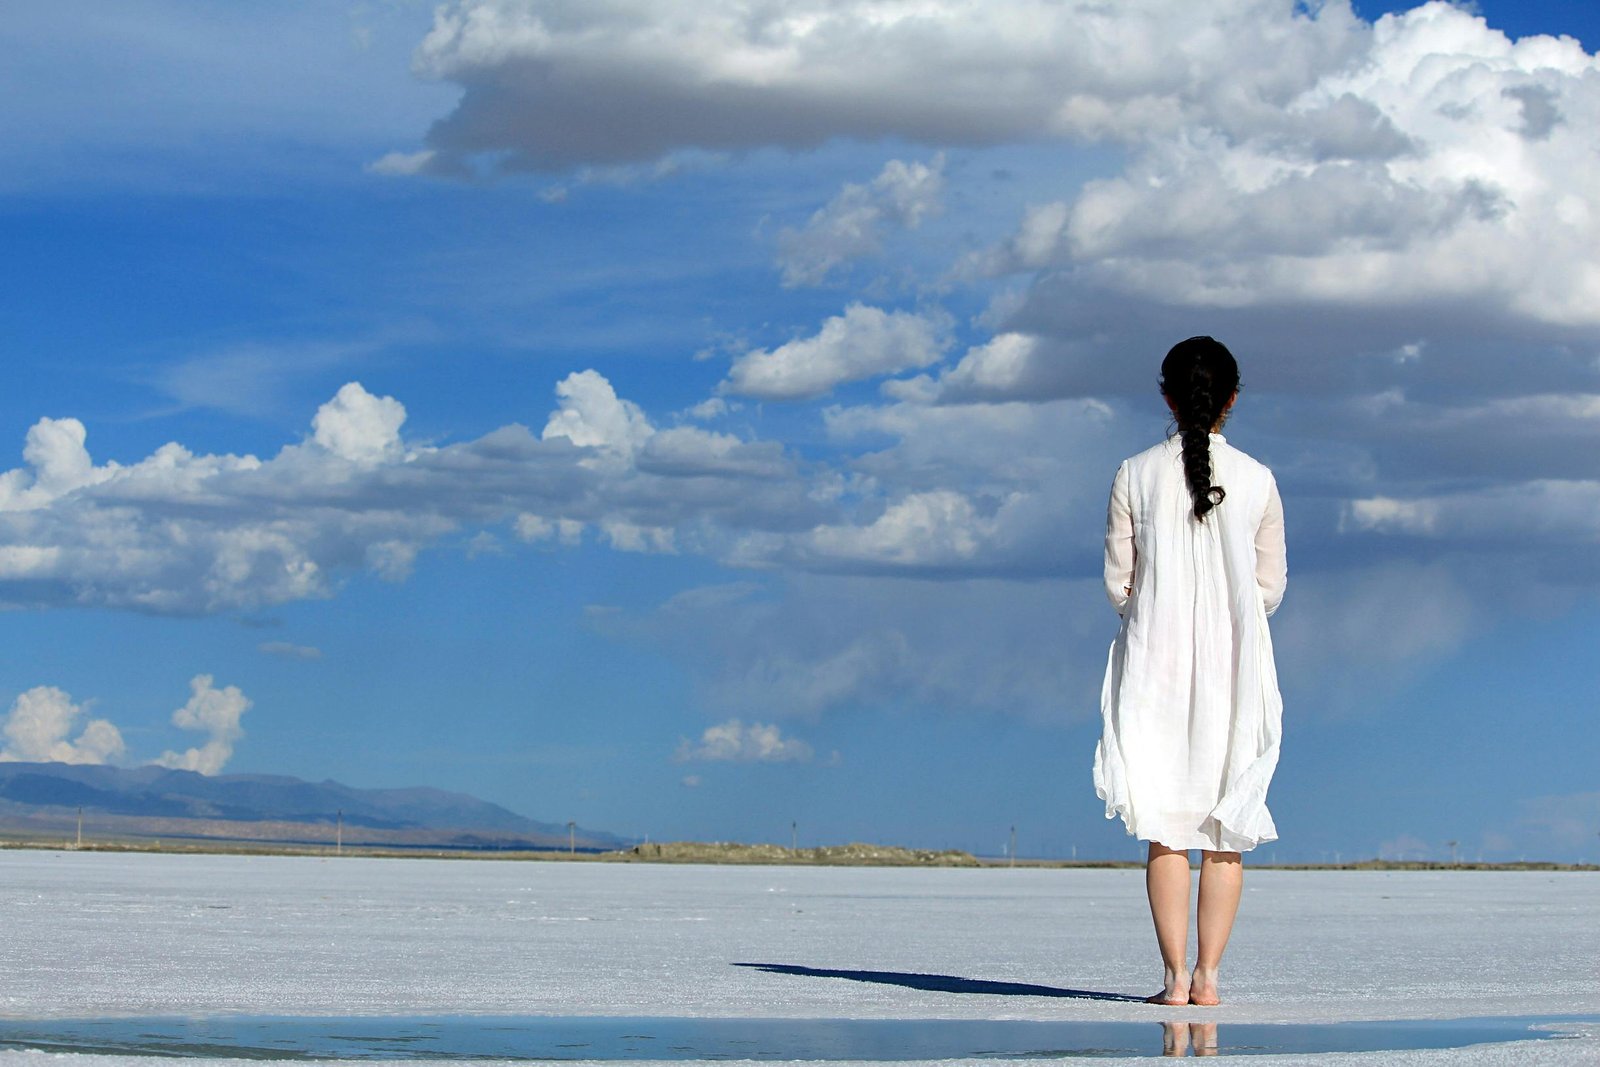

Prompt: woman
xmin=1093 ymin=336 xmax=1287 ymax=1007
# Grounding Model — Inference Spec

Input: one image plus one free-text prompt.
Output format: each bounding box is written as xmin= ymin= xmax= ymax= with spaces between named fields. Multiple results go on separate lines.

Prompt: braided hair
xmin=1159 ymin=336 xmax=1240 ymax=522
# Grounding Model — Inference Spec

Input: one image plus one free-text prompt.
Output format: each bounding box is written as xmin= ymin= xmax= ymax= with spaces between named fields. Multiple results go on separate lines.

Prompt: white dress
xmin=1093 ymin=433 xmax=1287 ymax=853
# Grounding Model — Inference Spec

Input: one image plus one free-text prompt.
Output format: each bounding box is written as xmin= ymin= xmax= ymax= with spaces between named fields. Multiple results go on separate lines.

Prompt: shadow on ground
xmin=733 ymin=962 xmax=1145 ymax=1003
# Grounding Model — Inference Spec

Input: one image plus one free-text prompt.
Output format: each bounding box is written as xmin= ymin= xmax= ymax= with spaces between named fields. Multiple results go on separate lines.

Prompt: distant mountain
xmin=0 ymin=761 xmax=628 ymax=852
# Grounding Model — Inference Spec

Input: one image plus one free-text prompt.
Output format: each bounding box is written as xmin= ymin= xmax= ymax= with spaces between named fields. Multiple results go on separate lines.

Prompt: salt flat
xmin=0 ymin=849 xmax=1595 ymax=1065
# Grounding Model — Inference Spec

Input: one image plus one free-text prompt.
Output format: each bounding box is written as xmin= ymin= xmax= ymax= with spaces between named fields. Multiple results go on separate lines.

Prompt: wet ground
xmin=0 ymin=850 xmax=1595 ymax=1064
xmin=0 ymin=1011 xmax=1592 ymax=1060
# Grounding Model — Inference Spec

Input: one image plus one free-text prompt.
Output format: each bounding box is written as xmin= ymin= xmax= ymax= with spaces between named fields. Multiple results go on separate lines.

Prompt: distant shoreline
xmin=1 ymin=832 xmax=1594 ymax=871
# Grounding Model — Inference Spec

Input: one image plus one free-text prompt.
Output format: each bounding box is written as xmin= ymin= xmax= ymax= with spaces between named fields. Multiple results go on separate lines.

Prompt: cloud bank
xmin=397 ymin=0 xmax=1363 ymax=173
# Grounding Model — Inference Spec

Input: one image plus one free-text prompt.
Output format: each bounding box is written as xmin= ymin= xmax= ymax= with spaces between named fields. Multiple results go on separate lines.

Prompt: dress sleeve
xmin=1104 ymin=461 xmax=1135 ymax=615
xmin=1256 ymin=475 xmax=1288 ymax=617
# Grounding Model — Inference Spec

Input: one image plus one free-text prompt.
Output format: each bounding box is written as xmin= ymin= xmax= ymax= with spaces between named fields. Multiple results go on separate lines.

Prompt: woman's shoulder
xmin=1119 ymin=437 xmax=1180 ymax=471
xmin=1212 ymin=436 xmax=1276 ymax=481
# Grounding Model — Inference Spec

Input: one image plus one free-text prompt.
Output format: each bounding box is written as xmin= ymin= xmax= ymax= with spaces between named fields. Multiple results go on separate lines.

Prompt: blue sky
xmin=2 ymin=0 xmax=1598 ymax=863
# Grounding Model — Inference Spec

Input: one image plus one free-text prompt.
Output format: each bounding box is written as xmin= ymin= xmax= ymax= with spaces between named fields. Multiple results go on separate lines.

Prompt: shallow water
xmin=0 ymin=1014 xmax=1588 ymax=1060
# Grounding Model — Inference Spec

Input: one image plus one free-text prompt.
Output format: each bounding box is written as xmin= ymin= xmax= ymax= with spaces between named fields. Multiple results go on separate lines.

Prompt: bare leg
xmin=1144 ymin=842 xmax=1192 ymax=1004
xmin=1190 ymin=850 xmax=1242 ymax=1006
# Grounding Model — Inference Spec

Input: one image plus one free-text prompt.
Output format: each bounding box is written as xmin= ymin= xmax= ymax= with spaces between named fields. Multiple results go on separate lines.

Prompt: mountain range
xmin=0 ymin=761 xmax=628 ymax=852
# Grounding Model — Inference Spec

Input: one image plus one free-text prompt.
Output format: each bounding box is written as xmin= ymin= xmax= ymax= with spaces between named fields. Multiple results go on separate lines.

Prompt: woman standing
xmin=1093 ymin=336 xmax=1287 ymax=1007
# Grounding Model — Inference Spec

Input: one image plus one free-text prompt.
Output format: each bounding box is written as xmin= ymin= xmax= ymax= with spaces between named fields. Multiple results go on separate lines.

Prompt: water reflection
xmin=1162 ymin=1020 xmax=1219 ymax=1057
xmin=0 ymin=1013 xmax=1587 ymax=1060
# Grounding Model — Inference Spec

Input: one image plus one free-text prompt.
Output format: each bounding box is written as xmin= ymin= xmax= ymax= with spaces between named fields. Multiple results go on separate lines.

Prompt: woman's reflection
xmin=1162 ymin=1020 xmax=1220 ymax=1056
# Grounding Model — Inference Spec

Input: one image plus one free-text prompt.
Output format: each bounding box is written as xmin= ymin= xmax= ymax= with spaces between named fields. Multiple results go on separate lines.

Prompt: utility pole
xmin=336 ymin=810 xmax=343 ymax=856
xmin=567 ymin=821 xmax=576 ymax=854
xmin=791 ymin=821 xmax=797 ymax=852
xmin=76 ymin=807 xmax=83 ymax=849
xmin=1008 ymin=826 xmax=1016 ymax=868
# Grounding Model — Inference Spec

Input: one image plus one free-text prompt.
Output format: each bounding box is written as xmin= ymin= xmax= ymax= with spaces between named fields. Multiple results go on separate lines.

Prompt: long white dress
xmin=1093 ymin=433 xmax=1287 ymax=853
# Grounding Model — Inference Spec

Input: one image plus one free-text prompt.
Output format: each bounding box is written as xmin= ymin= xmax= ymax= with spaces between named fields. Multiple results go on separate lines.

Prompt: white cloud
xmin=395 ymin=0 xmax=1363 ymax=173
xmin=732 ymin=394 xmax=1128 ymax=578
xmin=367 ymin=148 xmax=437 ymax=176
xmin=684 ymin=396 xmax=729 ymax=421
xmin=0 ymin=418 xmax=116 ymax=511
xmin=803 ymin=491 xmax=991 ymax=568
xmin=515 ymin=514 xmax=585 ymax=546
xmin=722 ymin=305 xmax=950 ymax=401
xmin=777 ymin=156 xmax=945 ymax=286
xmin=675 ymin=718 xmax=813 ymax=763
xmin=985 ymin=3 xmax=1600 ymax=329
xmin=601 ymin=521 xmax=675 ymax=555
xmin=542 ymin=369 xmax=655 ymax=459
xmin=1345 ymin=481 xmax=1600 ymax=544
xmin=884 ymin=332 xmax=1080 ymax=405
xmin=0 ymin=372 xmax=822 ymax=614
xmin=155 ymin=674 xmax=251 ymax=776
xmin=956 ymin=201 xmax=1071 ymax=278
xmin=312 ymin=382 xmax=407 ymax=465
xmin=0 ymin=686 xmax=125 ymax=765
xmin=638 ymin=427 xmax=792 ymax=479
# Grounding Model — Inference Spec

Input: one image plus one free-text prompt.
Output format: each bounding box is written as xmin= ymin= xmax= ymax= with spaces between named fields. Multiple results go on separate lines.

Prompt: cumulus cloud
xmin=392 ymin=0 xmax=1362 ymax=174
xmin=674 ymin=718 xmax=814 ymax=763
xmin=0 ymin=686 xmax=125 ymax=765
xmin=0 ymin=418 xmax=115 ymax=510
xmin=978 ymin=3 xmax=1600 ymax=333
xmin=883 ymin=333 xmax=1089 ymax=406
xmin=542 ymin=369 xmax=654 ymax=459
xmin=722 ymin=305 xmax=950 ymax=401
xmin=777 ymin=156 xmax=945 ymax=286
xmin=155 ymin=675 xmax=251 ymax=775
xmin=312 ymin=382 xmax=407 ymax=465
xmin=723 ymin=394 xmax=1128 ymax=579
xmin=0 ymin=372 xmax=823 ymax=614
xmin=800 ymin=491 xmax=995 ymax=570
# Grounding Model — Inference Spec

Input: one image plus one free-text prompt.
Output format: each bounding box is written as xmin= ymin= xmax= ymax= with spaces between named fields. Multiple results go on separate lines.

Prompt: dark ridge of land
xmin=0 ymin=761 xmax=625 ymax=852
xmin=0 ymin=808 xmax=616 ymax=854
xmin=2 ymin=829 xmax=1592 ymax=872
xmin=605 ymin=841 xmax=981 ymax=867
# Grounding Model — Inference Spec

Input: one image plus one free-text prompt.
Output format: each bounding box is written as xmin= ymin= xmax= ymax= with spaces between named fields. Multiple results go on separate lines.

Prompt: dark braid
xmin=1159 ymin=336 xmax=1240 ymax=522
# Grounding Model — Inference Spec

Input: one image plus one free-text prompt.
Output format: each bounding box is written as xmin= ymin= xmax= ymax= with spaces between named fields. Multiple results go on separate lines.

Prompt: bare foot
xmin=1146 ymin=967 xmax=1191 ymax=1005
xmin=1188 ymin=965 xmax=1221 ymax=1006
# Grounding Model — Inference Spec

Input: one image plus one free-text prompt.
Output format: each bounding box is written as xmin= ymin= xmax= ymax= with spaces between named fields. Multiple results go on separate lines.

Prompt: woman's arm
xmin=1104 ymin=461 xmax=1135 ymax=615
xmin=1256 ymin=476 xmax=1287 ymax=616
